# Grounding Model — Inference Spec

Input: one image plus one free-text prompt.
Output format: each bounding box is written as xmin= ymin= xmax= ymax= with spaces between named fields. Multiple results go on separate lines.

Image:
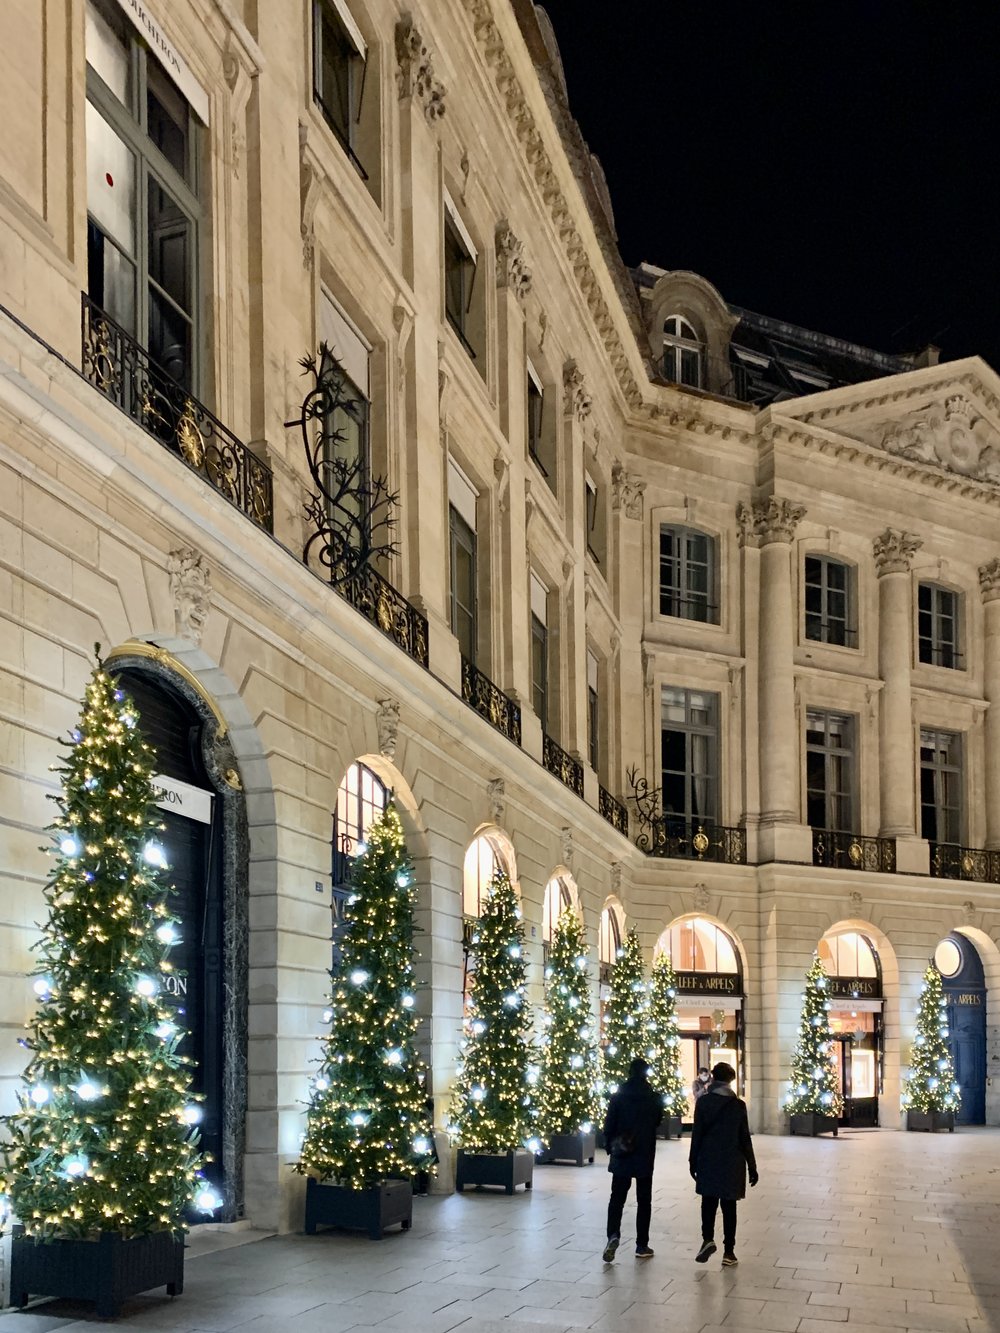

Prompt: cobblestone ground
xmin=2 ymin=1128 xmax=998 ymax=1332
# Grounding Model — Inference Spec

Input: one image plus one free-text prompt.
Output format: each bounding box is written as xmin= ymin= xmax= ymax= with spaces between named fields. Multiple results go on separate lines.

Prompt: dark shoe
xmin=602 ymin=1235 xmax=619 ymax=1263
xmin=721 ymin=1251 xmax=738 ymax=1267
xmin=695 ymin=1240 xmax=717 ymax=1263
xmin=635 ymin=1245 xmax=654 ymax=1259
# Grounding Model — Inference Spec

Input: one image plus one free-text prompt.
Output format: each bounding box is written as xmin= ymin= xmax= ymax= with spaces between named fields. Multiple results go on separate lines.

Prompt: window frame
xmin=917 ymin=582 xmax=962 ymax=670
xmin=919 ymin=727 xmax=964 ymax=846
xmin=662 ymin=314 xmax=703 ymax=389
xmin=312 ymin=0 xmax=369 ymax=179
xmin=660 ymin=686 xmax=720 ymax=829
xmin=659 ymin=524 xmax=718 ymax=624
xmin=448 ymin=502 xmax=477 ymax=662
xmin=530 ymin=612 xmax=548 ymax=731
xmin=805 ymin=709 xmax=857 ymax=834
xmin=85 ymin=0 xmax=202 ymax=393
xmin=804 ymin=553 xmax=856 ymax=648
xmin=526 ymin=359 xmax=545 ymax=472
xmin=443 ymin=194 xmax=478 ymax=357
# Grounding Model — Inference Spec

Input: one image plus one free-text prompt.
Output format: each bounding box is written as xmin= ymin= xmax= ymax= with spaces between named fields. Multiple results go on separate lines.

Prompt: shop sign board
xmin=153 ymin=774 xmax=213 ymax=825
xmin=828 ymin=976 xmax=882 ymax=999
xmin=674 ymin=971 xmax=740 ymax=995
xmin=952 ymin=991 xmax=983 ymax=1006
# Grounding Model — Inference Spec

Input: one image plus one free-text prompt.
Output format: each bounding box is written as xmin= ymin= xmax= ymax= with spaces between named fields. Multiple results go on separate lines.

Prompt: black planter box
xmin=657 ymin=1114 xmax=684 ymax=1140
xmin=906 ymin=1109 xmax=955 ymax=1133
xmin=789 ymin=1111 xmax=839 ymax=1138
xmin=10 ymin=1227 xmax=184 ymax=1320
xmin=304 ymin=1176 xmax=413 ymax=1239
xmin=455 ymin=1148 xmax=534 ymax=1194
xmin=537 ymin=1131 xmax=596 ymax=1166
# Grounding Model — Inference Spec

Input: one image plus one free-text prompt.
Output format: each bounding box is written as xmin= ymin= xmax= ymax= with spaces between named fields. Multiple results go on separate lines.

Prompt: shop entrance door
xmin=938 ymin=933 xmax=987 ymax=1126
xmin=833 ymin=1031 xmax=879 ymax=1127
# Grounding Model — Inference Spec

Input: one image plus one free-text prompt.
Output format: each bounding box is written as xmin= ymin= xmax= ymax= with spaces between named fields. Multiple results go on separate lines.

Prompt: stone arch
xmin=541 ymin=865 xmax=581 ymax=944
xmin=335 ymin=752 xmax=431 ymax=866
xmin=951 ymin=926 xmax=1000 ymax=1124
xmin=599 ymin=895 xmax=626 ymax=968
xmin=104 ymin=636 xmax=276 ymax=1224
xmin=653 ymin=911 xmax=750 ymax=983
xmin=463 ymin=823 xmax=519 ymax=916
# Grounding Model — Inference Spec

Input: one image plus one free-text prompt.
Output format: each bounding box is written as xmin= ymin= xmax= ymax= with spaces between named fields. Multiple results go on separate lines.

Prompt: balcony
xmin=460 ymin=658 xmax=521 ymax=745
xmin=542 ymin=733 xmax=584 ymax=797
xmin=812 ymin=829 xmax=896 ymax=873
xmin=336 ymin=564 xmax=429 ymax=668
xmin=930 ymin=842 xmax=1000 ymax=884
xmin=81 ymin=295 xmax=273 ymax=532
xmin=599 ymin=785 xmax=629 ymax=837
xmin=640 ymin=818 xmax=747 ymax=865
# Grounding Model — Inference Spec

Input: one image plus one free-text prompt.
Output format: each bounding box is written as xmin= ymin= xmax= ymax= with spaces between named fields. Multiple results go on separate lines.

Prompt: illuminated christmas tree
xmin=645 ymin=952 xmax=688 ymax=1118
xmin=601 ymin=927 xmax=647 ymax=1097
xmin=1 ymin=657 xmax=207 ymax=1240
xmin=296 ymin=805 xmax=434 ymax=1189
xmin=536 ymin=908 xmax=599 ymax=1145
xmin=784 ymin=954 xmax=841 ymax=1117
xmin=450 ymin=872 xmax=535 ymax=1153
xmin=902 ymin=963 xmax=960 ymax=1115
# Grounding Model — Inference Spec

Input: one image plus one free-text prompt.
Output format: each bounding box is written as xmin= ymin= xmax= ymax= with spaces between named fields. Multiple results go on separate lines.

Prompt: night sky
xmin=538 ymin=2 xmax=1000 ymax=370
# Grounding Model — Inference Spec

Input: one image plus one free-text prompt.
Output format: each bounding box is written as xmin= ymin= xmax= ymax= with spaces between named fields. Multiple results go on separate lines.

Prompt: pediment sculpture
xmin=878 ymin=396 xmax=1000 ymax=484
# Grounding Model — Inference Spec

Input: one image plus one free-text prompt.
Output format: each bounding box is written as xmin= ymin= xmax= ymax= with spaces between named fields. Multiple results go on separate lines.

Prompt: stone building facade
xmin=0 ymin=0 xmax=998 ymax=1231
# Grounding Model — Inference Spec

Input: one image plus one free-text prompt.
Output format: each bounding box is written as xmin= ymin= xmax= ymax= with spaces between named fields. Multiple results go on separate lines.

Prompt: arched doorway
xmin=461 ymin=829 xmax=517 ymax=1011
xmin=542 ymin=872 xmax=580 ymax=968
xmin=598 ymin=901 xmax=624 ymax=1040
xmin=818 ymin=930 xmax=883 ymax=1128
xmin=935 ymin=933 xmax=987 ymax=1125
xmin=111 ymin=664 xmax=247 ymax=1219
xmin=655 ymin=917 xmax=744 ymax=1117
xmin=332 ymin=761 xmax=388 ymax=962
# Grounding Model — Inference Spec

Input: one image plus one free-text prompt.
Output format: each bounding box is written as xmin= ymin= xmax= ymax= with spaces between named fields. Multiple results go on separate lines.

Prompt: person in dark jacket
xmin=601 ymin=1057 xmax=663 ymax=1262
xmin=688 ymin=1062 xmax=757 ymax=1267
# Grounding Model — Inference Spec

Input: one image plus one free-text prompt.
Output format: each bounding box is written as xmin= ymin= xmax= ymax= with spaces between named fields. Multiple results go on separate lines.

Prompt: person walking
xmin=601 ymin=1057 xmax=663 ymax=1262
xmin=688 ymin=1061 xmax=757 ymax=1267
xmin=692 ymin=1067 xmax=712 ymax=1102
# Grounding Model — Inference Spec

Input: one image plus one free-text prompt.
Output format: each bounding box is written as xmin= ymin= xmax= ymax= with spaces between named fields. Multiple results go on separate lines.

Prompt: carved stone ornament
xmin=495 ymin=221 xmax=532 ymax=299
xmin=874 ymin=395 xmax=1000 ymax=483
xmin=561 ymin=826 xmax=573 ymax=870
xmin=376 ymin=698 xmax=401 ymax=761
xmin=563 ymin=359 xmax=592 ymax=422
xmin=487 ymin=777 xmax=505 ymax=825
xmin=736 ymin=497 xmax=806 ymax=547
xmin=611 ymin=460 xmax=645 ymax=519
xmin=167 ymin=548 xmax=211 ymax=647
xmin=961 ymin=899 xmax=976 ymax=925
xmin=395 ymin=16 xmax=446 ymax=122
xmin=694 ymin=883 xmax=710 ymax=913
xmin=849 ymin=889 xmax=863 ymax=913
xmin=610 ymin=862 xmax=623 ymax=896
xmin=873 ymin=528 xmax=922 ymax=576
xmin=980 ymin=558 xmax=1000 ymax=602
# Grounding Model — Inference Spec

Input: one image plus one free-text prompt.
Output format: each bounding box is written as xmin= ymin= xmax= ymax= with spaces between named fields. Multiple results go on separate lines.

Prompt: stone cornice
xmin=461 ymin=0 xmax=644 ymax=409
xmin=789 ymin=366 xmax=1000 ymax=429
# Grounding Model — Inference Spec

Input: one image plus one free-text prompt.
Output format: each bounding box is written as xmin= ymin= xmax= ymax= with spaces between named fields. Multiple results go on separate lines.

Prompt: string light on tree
xmin=295 ymin=805 xmax=434 ymax=1190
xmin=902 ymin=962 xmax=960 ymax=1115
xmin=644 ymin=952 xmax=689 ymax=1122
xmin=784 ymin=954 xmax=842 ymax=1117
xmin=600 ymin=927 xmax=647 ymax=1100
xmin=535 ymin=908 xmax=600 ymax=1149
xmin=0 ymin=653 xmax=205 ymax=1240
xmin=449 ymin=872 xmax=534 ymax=1153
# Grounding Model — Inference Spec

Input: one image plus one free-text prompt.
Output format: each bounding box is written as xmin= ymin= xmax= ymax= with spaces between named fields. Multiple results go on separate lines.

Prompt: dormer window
xmin=662 ymin=315 xmax=703 ymax=389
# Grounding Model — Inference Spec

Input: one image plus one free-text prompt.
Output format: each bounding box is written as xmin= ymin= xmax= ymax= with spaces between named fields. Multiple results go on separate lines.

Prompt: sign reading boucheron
xmin=674 ymin=972 xmax=741 ymax=995
xmin=109 ymin=0 xmax=210 ymax=123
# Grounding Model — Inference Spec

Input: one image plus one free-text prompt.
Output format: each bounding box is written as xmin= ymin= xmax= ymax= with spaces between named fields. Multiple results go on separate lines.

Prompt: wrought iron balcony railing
xmin=638 ymin=817 xmax=747 ymax=865
xmin=460 ymin=657 xmax=521 ymax=745
xmin=336 ymin=563 xmax=429 ymax=668
xmin=81 ymin=294 xmax=273 ymax=532
xmin=812 ymin=829 xmax=896 ymax=873
xmin=542 ymin=733 xmax=584 ymax=797
xmin=599 ymin=785 xmax=629 ymax=837
xmin=930 ymin=842 xmax=1000 ymax=884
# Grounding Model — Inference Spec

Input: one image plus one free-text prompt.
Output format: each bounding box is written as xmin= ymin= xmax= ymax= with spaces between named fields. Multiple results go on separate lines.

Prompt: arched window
xmin=542 ymin=875 xmax=575 ymax=944
xmin=599 ymin=905 xmax=622 ymax=972
xmin=463 ymin=834 xmax=512 ymax=919
xmin=332 ymin=762 xmax=387 ymax=954
xmin=662 ymin=314 xmax=703 ymax=389
xmin=659 ymin=917 xmax=739 ymax=974
xmin=818 ymin=931 xmax=879 ymax=980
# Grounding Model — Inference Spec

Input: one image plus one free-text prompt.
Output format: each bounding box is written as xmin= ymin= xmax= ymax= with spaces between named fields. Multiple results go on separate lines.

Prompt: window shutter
xmin=320 ymin=289 xmax=371 ymax=397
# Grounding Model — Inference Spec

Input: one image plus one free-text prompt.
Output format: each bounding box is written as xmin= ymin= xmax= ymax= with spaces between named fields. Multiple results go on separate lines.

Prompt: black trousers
xmin=607 ymin=1174 xmax=652 ymax=1247
xmin=701 ymin=1196 xmax=737 ymax=1250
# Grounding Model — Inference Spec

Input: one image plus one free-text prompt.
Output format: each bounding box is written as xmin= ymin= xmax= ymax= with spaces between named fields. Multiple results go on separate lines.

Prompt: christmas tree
xmin=536 ymin=908 xmax=600 ymax=1145
xmin=449 ymin=871 xmax=535 ymax=1153
xmin=296 ymin=805 xmax=434 ymax=1189
xmin=784 ymin=954 xmax=841 ymax=1117
xmin=645 ymin=952 xmax=688 ymax=1119
xmin=600 ymin=927 xmax=647 ymax=1097
xmin=902 ymin=963 xmax=960 ymax=1115
xmin=0 ymin=657 xmax=207 ymax=1240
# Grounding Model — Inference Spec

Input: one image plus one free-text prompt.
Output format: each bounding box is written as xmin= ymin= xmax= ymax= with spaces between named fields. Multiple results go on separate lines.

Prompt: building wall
xmin=0 ymin=0 xmax=999 ymax=1232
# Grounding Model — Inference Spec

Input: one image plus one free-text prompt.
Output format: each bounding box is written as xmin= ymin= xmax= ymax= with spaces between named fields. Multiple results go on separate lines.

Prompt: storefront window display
xmin=817 ymin=930 xmax=883 ymax=1127
xmin=461 ymin=832 xmax=515 ymax=1013
xmin=598 ymin=904 xmax=623 ymax=1039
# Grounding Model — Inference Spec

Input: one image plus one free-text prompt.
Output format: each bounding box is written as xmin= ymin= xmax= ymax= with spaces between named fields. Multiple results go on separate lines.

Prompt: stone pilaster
xmin=980 ymin=558 xmax=1000 ymax=848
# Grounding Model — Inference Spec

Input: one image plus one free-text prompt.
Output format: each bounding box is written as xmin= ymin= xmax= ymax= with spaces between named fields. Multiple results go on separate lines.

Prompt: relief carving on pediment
xmin=879 ymin=396 xmax=1000 ymax=483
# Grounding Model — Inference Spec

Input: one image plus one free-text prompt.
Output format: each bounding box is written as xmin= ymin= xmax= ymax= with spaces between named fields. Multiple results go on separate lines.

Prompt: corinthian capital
xmin=873 ymin=528 xmax=922 ymax=576
xmin=495 ymin=221 xmax=532 ymax=299
xmin=563 ymin=359 xmax=592 ymax=422
xmin=736 ymin=496 xmax=806 ymax=547
xmin=980 ymin=558 xmax=1000 ymax=602
xmin=395 ymin=16 xmax=446 ymax=122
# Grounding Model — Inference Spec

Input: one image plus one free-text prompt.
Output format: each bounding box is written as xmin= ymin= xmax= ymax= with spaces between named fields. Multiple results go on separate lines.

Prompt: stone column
xmin=873 ymin=529 xmax=927 ymax=872
xmin=980 ymin=559 xmax=1000 ymax=848
xmin=738 ymin=497 xmax=811 ymax=863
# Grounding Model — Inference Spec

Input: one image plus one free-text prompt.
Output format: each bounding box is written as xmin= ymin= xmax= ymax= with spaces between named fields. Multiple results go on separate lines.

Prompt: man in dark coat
xmin=601 ymin=1057 xmax=663 ymax=1262
xmin=688 ymin=1062 xmax=757 ymax=1267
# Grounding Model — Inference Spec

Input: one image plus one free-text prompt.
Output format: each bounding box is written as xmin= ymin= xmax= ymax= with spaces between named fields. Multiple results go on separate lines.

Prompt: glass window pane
xmin=86 ymin=1 xmax=129 ymax=104
xmin=87 ymin=220 xmax=136 ymax=332
xmin=316 ymin=2 xmax=354 ymax=144
xmin=86 ymin=101 xmax=136 ymax=256
xmin=147 ymin=60 xmax=190 ymax=182
xmin=715 ymin=928 xmax=738 ymax=974
xmin=148 ymin=179 xmax=191 ymax=313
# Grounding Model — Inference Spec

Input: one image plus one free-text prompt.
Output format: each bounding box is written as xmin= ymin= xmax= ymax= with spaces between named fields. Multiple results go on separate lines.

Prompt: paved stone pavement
xmin=1 ymin=1128 xmax=998 ymax=1332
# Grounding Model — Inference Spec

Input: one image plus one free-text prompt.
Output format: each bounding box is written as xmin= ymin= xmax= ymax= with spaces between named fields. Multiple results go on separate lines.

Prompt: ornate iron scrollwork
xmin=624 ymin=766 xmax=746 ymax=863
xmin=598 ymin=785 xmax=629 ymax=836
xmin=542 ymin=733 xmax=584 ymax=797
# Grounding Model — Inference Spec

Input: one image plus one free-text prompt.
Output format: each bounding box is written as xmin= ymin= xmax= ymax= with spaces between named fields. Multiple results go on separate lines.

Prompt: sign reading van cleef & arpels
xmin=827 ymin=976 xmax=882 ymax=999
xmin=673 ymin=972 xmax=741 ymax=995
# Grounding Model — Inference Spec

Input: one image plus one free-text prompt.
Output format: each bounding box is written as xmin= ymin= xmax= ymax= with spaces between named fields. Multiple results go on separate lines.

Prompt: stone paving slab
xmin=0 ymin=1129 xmax=998 ymax=1331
